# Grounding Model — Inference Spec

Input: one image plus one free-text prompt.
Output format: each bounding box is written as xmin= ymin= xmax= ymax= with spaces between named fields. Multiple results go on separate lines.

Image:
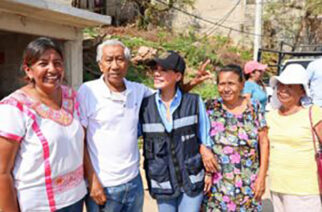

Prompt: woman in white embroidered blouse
xmin=0 ymin=37 xmax=86 ymax=212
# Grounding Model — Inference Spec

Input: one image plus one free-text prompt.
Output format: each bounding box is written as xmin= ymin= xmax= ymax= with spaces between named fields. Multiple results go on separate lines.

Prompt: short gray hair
xmin=96 ymin=39 xmax=131 ymax=62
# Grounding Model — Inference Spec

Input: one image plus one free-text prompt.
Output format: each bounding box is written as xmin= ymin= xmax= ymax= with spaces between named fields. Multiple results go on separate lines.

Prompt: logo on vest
xmin=181 ymin=133 xmax=195 ymax=142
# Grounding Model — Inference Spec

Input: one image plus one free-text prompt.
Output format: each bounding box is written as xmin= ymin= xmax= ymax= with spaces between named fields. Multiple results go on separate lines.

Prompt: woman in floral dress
xmin=201 ymin=64 xmax=269 ymax=212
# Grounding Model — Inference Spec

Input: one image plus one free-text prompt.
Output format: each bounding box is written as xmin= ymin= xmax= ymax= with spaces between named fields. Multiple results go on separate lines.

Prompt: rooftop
xmin=0 ymin=0 xmax=111 ymax=28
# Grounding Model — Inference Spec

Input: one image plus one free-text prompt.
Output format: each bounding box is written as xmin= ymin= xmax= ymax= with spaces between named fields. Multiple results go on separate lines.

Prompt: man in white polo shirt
xmin=77 ymin=40 xmax=152 ymax=212
xmin=77 ymin=39 xmax=215 ymax=212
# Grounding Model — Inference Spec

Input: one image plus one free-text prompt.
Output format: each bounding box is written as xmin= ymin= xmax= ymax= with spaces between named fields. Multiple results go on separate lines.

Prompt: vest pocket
xmin=144 ymin=138 xmax=154 ymax=159
xmin=155 ymin=138 xmax=167 ymax=157
xmin=148 ymin=140 xmax=174 ymax=194
xmin=148 ymin=159 xmax=173 ymax=194
xmin=184 ymin=154 xmax=205 ymax=186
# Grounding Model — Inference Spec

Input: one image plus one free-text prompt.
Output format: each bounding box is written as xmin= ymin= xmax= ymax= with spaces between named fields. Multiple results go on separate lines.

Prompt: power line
xmin=154 ymin=0 xmax=264 ymax=37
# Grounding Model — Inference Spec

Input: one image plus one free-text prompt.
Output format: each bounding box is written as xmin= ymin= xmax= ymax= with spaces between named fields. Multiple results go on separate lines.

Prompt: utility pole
xmin=253 ymin=0 xmax=262 ymax=61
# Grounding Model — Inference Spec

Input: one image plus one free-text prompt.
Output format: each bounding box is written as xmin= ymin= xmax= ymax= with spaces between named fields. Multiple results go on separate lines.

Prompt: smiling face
xmin=24 ymin=48 xmax=64 ymax=95
xmin=276 ymin=82 xmax=304 ymax=107
xmin=99 ymin=44 xmax=128 ymax=88
xmin=217 ymin=71 xmax=244 ymax=105
xmin=153 ymin=64 xmax=182 ymax=91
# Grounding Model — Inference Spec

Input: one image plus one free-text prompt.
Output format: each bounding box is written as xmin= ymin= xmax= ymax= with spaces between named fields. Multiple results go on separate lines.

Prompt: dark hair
xmin=244 ymin=73 xmax=251 ymax=80
xmin=217 ymin=64 xmax=244 ymax=83
xmin=22 ymin=37 xmax=63 ymax=82
xmin=244 ymin=70 xmax=261 ymax=80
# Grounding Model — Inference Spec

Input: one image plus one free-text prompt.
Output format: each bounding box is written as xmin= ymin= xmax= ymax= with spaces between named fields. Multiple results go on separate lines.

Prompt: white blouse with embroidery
xmin=0 ymin=85 xmax=86 ymax=212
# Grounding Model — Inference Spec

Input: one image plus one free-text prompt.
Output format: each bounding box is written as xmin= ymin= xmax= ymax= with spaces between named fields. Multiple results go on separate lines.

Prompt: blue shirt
xmin=243 ymin=81 xmax=267 ymax=111
xmin=155 ymin=89 xmax=212 ymax=147
xmin=138 ymin=89 xmax=212 ymax=147
xmin=307 ymin=58 xmax=322 ymax=107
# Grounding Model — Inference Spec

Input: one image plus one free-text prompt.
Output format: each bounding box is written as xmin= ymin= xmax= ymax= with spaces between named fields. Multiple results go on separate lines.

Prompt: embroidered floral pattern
xmin=52 ymin=166 xmax=84 ymax=194
xmin=202 ymin=98 xmax=266 ymax=212
xmin=12 ymin=85 xmax=76 ymax=126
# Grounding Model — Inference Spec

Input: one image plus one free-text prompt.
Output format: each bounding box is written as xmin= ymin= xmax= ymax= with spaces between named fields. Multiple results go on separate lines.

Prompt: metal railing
xmin=257 ymin=42 xmax=322 ymax=74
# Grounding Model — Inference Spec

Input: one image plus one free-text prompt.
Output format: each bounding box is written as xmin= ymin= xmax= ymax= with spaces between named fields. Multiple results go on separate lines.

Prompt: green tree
xmin=263 ymin=0 xmax=322 ymax=49
xmin=123 ymin=0 xmax=195 ymax=28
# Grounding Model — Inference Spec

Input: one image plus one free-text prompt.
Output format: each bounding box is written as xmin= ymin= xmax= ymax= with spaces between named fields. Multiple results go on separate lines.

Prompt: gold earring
xmin=29 ymin=76 xmax=35 ymax=83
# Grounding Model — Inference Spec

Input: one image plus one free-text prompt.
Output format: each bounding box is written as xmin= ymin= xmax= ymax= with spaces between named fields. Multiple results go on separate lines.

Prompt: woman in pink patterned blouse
xmin=0 ymin=37 xmax=86 ymax=212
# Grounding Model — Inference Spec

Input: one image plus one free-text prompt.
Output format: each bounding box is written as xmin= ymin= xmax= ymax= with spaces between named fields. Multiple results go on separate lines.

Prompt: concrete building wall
xmin=0 ymin=33 xmax=36 ymax=98
xmin=99 ymin=0 xmax=255 ymax=45
xmin=0 ymin=0 xmax=110 ymax=98
xmin=0 ymin=11 xmax=84 ymax=96
xmin=45 ymin=0 xmax=72 ymax=6
xmin=0 ymin=33 xmax=70 ymax=99
xmin=170 ymin=0 xmax=254 ymax=44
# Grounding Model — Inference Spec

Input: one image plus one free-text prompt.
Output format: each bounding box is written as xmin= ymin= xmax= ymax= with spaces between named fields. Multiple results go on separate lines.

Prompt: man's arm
xmin=77 ymin=87 xmax=107 ymax=205
xmin=83 ymin=128 xmax=107 ymax=205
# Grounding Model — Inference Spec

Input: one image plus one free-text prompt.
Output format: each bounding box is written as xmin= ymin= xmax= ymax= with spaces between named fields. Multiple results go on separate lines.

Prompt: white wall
xmin=170 ymin=0 xmax=254 ymax=45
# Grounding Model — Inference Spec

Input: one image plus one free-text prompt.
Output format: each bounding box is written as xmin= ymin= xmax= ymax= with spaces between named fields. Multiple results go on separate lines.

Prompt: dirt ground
xmin=84 ymin=151 xmax=273 ymax=212
xmin=141 ymin=178 xmax=274 ymax=212
xmin=139 ymin=151 xmax=274 ymax=212
xmin=141 ymin=174 xmax=273 ymax=212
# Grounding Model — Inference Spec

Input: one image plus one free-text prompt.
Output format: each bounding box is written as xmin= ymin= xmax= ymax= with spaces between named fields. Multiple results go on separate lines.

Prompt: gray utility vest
xmin=140 ymin=92 xmax=205 ymax=200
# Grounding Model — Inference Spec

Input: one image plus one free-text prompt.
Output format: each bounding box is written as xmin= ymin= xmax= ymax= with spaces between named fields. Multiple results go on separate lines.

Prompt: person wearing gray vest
xmin=139 ymin=51 xmax=215 ymax=212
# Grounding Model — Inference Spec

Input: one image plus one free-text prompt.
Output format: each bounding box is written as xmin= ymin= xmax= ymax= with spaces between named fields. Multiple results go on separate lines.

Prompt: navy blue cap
xmin=153 ymin=51 xmax=186 ymax=74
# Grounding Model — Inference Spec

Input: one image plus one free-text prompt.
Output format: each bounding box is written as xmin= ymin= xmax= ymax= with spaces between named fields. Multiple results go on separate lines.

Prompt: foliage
xmin=83 ymin=27 xmax=252 ymax=100
xmin=121 ymin=0 xmax=195 ymax=29
xmin=306 ymin=0 xmax=322 ymax=16
xmin=263 ymin=0 xmax=322 ymax=49
xmin=126 ymin=64 xmax=154 ymax=87
xmin=192 ymin=83 xmax=219 ymax=100
xmin=83 ymin=27 xmax=100 ymax=38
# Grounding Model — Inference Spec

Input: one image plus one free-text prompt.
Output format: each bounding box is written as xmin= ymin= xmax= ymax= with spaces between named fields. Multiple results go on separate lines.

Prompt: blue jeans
xmin=157 ymin=192 xmax=203 ymax=212
xmin=86 ymin=174 xmax=144 ymax=212
xmin=56 ymin=198 xmax=84 ymax=212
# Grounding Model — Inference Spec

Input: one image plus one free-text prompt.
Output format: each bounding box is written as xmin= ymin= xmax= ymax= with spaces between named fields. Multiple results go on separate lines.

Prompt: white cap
xmin=269 ymin=64 xmax=310 ymax=109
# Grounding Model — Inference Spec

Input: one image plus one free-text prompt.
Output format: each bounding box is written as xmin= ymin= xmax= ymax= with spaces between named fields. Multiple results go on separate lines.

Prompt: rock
xmin=132 ymin=46 xmax=157 ymax=64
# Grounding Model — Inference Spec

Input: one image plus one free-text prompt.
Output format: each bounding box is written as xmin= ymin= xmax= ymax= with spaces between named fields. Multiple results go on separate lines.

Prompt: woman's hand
xmin=182 ymin=59 xmax=213 ymax=92
xmin=253 ymin=176 xmax=266 ymax=201
xmin=193 ymin=59 xmax=213 ymax=84
xmin=204 ymin=174 xmax=212 ymax=193
xmin=190 ymin=59 xmax=213 ymax=86
xmin=200 ymin=145 xmax=220 ymax=173
xmin=88 ymin=174 xmax=107 ymax=206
